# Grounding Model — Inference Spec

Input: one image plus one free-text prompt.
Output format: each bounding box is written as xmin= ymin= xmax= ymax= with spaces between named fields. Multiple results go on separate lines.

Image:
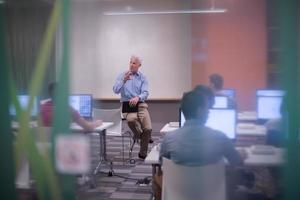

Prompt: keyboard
xmin=251 ymin=145 xmax=275 ymax=155
xmin=238 ymin=123 xmax=255 ymax=129
xmin=169 ymin=122 xmax=179 ymax=128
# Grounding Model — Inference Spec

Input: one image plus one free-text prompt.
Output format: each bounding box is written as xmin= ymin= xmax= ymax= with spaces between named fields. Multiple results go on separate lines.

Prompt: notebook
xmin=122 ymin=102 xmax=139 ymax=113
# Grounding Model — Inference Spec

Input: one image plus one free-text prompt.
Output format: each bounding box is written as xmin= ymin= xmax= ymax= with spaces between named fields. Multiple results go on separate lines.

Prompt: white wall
xmin=70 ymin=0 xmax=191 ymax=99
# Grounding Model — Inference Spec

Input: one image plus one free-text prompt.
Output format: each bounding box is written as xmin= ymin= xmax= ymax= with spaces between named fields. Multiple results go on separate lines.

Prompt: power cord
xmin=136 ymin=177 xmax=151 ymax=185
xmin=99 ymin=170 xmax=152 ymax=185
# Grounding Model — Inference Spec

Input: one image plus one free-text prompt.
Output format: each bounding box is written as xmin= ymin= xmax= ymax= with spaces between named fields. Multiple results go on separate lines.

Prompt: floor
xmin=76 ymin=123 xmax=164 ymax=200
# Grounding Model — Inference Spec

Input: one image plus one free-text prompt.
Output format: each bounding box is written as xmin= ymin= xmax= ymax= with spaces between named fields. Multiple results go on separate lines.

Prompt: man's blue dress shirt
xmin=113 ymin=71 xmax=149 ymax=102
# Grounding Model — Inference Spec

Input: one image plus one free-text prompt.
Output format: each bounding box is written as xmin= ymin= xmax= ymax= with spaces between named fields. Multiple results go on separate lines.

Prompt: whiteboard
xmin=69 ymin=1 xmax=191 ymax=99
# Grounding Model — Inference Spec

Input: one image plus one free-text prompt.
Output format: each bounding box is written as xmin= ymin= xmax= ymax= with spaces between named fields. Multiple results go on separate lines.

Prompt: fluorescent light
xmin=103 ymin=9 xmax=227 ymax=16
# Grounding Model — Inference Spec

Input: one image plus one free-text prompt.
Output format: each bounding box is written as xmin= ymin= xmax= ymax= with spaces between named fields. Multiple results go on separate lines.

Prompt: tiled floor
xmin=76 ymin=124 xmax=163 ymax=200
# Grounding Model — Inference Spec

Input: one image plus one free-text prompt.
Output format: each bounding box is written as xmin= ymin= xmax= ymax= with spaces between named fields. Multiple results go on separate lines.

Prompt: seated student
xmin=209 ymin=73 xmax=237 ymax=109
xmin=40 ymin=82 xmax=102 ymax=131
xmin=153 ymin=90 xmax=245 ymax=200
xmin=160 ymin=90 xmax=243 ymax=166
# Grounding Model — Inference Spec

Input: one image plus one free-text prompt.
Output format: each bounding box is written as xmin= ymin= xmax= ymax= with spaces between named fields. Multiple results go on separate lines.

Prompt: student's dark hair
xmin=48 ymin=82 xmax=57 ymax=98
xmin=193 ymin=85 xmax=215 ymax=108
xmin=181 ymin=90 xmax=206 ymax=120
xmin=209 ymin=73 xmax=224 ymax=90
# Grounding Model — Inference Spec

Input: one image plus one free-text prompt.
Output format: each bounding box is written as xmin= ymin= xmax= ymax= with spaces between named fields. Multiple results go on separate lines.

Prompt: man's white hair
xmin=131 ymin=55 xmax=142 ymax=65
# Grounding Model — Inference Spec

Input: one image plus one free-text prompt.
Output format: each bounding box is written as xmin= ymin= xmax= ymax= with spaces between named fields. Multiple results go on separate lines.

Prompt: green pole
xmin=52 ymin=0 xmax=75 ymax=199
xmin=0 ymin=5 xmax=17 ymax=200
xmin=278 ymin=0 xmax=300 ymax=199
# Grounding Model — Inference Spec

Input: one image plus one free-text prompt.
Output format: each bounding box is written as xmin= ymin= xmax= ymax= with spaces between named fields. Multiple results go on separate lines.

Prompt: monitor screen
xmin=257 ymin=96 xmax=283 ymax=119
xmin=213 ymin=96 xmax=228 ymax=108
xmin=222 ymin=89 xmax=236 ymax=99
xmin=206 ymin=109 xmax=236 ymax=139
xmin=256 ymin=89 xmax=285 ymax=97
xmin=69 ymin=95 xmax=92 ymax=118
xmin=10 ymin=95 xmax=38 ymax=117
xmin=179 ymin=109 xmax=236 ymax=139
xmin=179 ymin=110 xmax=185 ymax=127
xmin=256 ymin=89 xmax=285 ymax=120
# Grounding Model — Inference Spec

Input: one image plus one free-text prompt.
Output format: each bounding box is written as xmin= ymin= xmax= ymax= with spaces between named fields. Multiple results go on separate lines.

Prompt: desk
xmin=238 ymin=111 xmax=257 ymax=121
xmin=237 ymin=146 xmax=284 ymax=166
xmin=160 ymin=122 xmax=179 ymax=133
xmin=160 ymin=122 xmax=267 ymax=136
xmin=15 ymin=122 xmax=113 ymax=188
xmin=70 ymin=122 xmax=113 ymax=174
xmin=145 ymin=144 xmax=284 ymax=198
xmin=146 ymin=144 xmax=284 ymax=167
xmin=236 ymin=123 xmax=266 ymax=136
xmin=11 ymin=121 xmax=37 ymax=131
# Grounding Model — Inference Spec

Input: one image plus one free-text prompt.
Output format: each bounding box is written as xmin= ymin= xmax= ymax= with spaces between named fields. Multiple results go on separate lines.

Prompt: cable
xmin=99 ymin=170 xmax=152 ymax=184
xmin=136 ymin=177 xmax=152 ymax=185
xmin=99 ymin=170 xmax=140 ymax=181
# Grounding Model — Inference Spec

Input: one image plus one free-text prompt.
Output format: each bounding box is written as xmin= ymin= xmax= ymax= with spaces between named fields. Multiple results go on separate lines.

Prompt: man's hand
xmin=129 ymin=96 xmax=140 ymax=107
xmin=123 ymin=71 xmax=132 ymax=83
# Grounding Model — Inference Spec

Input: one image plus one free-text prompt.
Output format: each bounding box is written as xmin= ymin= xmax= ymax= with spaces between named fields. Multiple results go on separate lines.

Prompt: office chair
xmin=93 ymin=108 xmax=137 ymax=165
xmin=162 ymin=158 xmax=226 ymax=200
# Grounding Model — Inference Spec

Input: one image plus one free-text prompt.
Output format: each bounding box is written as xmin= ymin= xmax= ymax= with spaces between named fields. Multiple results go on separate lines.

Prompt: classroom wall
xmin=70 ymin=0 xmax=191 ymax=99
xmin=191 ymin=0 xmax=267 ymax=111
xmin=69 ymin=0 xmax=267 ymax=111
xmin=5 ymin=1 xmax=55 ymax=96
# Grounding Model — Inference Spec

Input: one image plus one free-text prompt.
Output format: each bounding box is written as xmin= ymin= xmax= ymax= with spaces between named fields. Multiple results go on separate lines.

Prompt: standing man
xmin=113 ymin=55 xmax=152 ymax=159
xmin=209 ymin=73 xmax=225 ymax=96
xmin=209 ymin=73 xmax=237 ymax=109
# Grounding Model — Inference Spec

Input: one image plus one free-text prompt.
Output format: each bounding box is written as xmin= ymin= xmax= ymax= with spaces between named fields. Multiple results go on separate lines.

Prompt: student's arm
xmin=159 ymin=136 xmax=171 ymax=162
xmin=71 ymin=107 xmax=102 ymax=132
xmin=75 ymin=117 xmax=103 ymax=132
xmin=222 ymin=135 xmax=244 ymax=165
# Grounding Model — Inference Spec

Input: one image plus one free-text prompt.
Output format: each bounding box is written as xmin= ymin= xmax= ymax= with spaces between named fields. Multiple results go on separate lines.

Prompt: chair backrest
xmin=93 ymin=108 xmax=122 ymax=136
xmin=162 ymin=158 xmax=226 ymax=200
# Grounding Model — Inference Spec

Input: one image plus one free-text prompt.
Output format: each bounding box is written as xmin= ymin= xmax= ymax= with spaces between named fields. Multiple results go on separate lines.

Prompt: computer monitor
xmin=69 ymin=94 xmax=93 ymax=118
xmin=256 ymin=89 xmax=285 ymax=120
xmin=10 ymin=95 xmax=38 ymax=117
xmin=179 ymin=110 xmax=185 ymax=127
xmin=222 ymin=89 xmax=236 ymax=99
xmin=179 ymin=109 xmax=236 ymax=139
xmin=206 ymin=109 xmax=236 ymax=139
xmin=256 ymin=89 xmax=285 ymax=97
xmin=213 ymin=96 xmax=228 ymax=108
